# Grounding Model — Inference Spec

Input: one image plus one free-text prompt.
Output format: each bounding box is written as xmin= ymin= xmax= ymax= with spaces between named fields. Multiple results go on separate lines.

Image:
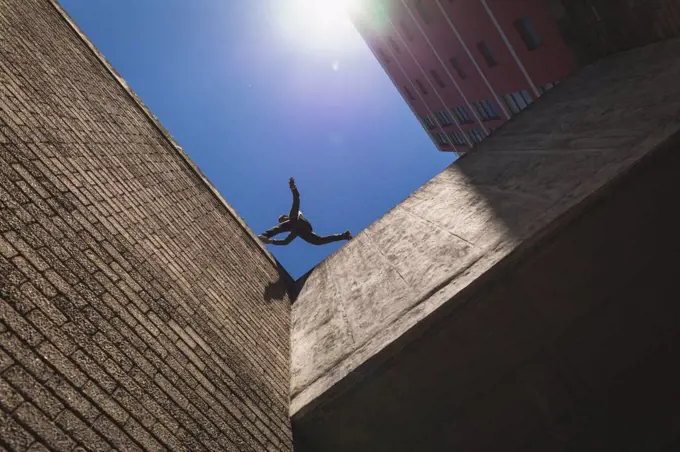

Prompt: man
xmin=259 ymin=177 xmax=352 ymax=246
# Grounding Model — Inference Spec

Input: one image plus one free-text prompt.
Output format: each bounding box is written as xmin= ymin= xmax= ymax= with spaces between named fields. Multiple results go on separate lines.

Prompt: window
xmin=503 ymin=94 xmax=520 ymax=115
xmin=473 ymin=102 xmax=489 ymax=121
xmin=403 ymin=86 xmax=415 ymax=101
xmin=503 ymin=90 xmax=533 ymax=115
xmin=483 ymin=100 xmax=501 ymax=119
xmin=415 ymin=0 xmax=431 ymax=24
xmin=448 ymin=131 xmax=467 ymax=146
xmin=477 ymin=41 xmax=497 ymax=68
xmin=452 ymin=106 xmax=472 ymax=123
xmin=399 ymin=20 xmax=414 ymax=41
xmin=377 ymin=48 xmax=391 ymax=65
xmin=430 ymin=70 xmax=445 ymax=89
xmin=513 ymin=16 xmax=542 ymax=51
xmin=468 ymin=128 xmax=485 ymax=144
xmin=449 ymin=57 xmax=467 ymax=79
xmin=434 ymin=132 xmax=449 ymax=146
xmin=388 ymin=36 xmax=401 ymax=54
xmin=441 ymin=109 xmax=455 ymax=125
xmin=435 ymin=109 xmax=454 ymax=126
xmin=422 ymin=115 xmax=436 ymax=130
xmin=415 ymin=79 xmax=428 ymax=95
xmin=473 ymin=99 xmax=501 ymax=121
xmin=538 ymin=82 xmax=555 ymax=95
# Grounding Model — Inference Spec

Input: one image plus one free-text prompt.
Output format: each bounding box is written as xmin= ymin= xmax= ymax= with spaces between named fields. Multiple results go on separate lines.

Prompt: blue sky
xmin=60 ymin=0 xmax=455 ymax=278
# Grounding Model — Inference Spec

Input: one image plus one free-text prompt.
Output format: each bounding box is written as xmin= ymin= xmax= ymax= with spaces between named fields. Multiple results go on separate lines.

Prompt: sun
xmin=277 ymin=0 xmax=363 ymax=53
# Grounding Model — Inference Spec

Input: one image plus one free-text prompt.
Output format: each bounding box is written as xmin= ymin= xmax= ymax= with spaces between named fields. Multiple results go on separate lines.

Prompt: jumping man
xmin=259 ymin=177 xmax=352 ymax=246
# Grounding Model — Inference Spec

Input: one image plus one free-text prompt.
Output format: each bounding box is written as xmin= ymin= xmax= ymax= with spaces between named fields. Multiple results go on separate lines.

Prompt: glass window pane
xmin=513 ymin=16 xmax=542 ymax=51
xmin=511 ymin=92 xmax=528 ymax=110
xmin=416 ymin=0 xmax=431 ymax=24
xmin=520 ymin=90 xmax=533 ymax=105
xmin=477 ymin=41 xmax=498 ymax=68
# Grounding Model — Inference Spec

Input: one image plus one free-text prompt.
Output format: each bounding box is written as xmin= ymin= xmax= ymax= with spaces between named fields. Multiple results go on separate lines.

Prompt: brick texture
xmin=0 ymin=0 xmax=292 ymax=450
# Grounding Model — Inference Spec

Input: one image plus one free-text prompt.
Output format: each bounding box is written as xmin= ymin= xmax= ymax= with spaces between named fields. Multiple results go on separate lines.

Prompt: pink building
xmin=350 ymin=0 xmax=577 ymax=153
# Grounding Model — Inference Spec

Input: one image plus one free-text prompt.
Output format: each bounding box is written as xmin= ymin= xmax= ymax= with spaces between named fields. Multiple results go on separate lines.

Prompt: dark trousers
xmin=298 ymin=230 xmax=346 ymax=245
xmin=262 ymin=220 xmax=346 ymax=246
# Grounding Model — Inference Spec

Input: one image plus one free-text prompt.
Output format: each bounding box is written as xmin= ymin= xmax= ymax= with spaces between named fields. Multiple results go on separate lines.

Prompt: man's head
xmin=278 ymin=214 xmax=289 ymax=223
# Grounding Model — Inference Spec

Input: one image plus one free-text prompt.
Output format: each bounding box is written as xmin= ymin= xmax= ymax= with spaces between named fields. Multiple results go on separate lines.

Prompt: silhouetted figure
xmin=259 ymin=178 xmax=352 ymax=246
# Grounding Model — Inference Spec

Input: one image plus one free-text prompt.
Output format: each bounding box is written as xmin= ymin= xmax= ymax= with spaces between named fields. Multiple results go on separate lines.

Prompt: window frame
xmin=477 ymin=41 xmax=498 ymax=68
xmin=430 ymin=70 xmax=446 ymax=89
xmin=422 ymin=115 xmax=436 ymax=130
xmin=513 ymin=16 xmax=542 ymax=51
xmin=481 ymin=100 xmax=501 ymax=120
xmin=388 ymin=36 xmax=401 ymax=54
xmin=449 ymin=57 xmax=468 ymax=80
xmin=399 ymin=20 xmax=414 ymax=41
xmin=377 ymin=48 xmax=391 ymax=65
xmin=415 ymin=79 xmax=428 ymax=95
xmin=415 ymin=0 xmax=432 ymax=24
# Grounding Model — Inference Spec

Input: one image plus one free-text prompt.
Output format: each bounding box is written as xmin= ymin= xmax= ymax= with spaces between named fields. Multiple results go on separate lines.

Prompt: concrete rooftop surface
xmin=291 ymin=37 xmax=680 ymax=442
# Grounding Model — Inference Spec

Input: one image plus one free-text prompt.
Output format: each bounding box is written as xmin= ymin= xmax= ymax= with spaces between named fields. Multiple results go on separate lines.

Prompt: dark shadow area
xmin=264 ymin=278 xmax=288 ymax=302
xmin=293 ymin=109 xmax=680 ymax=452
xmin=291 ymin=39 xmax=680 ymax=439
xmin=547 ymin=0 xmax=680 ymax=66
xmin=291 ymin=266 xmax=317 ymax=303
xmin=264 ymin=259 xmax=298 ymax=302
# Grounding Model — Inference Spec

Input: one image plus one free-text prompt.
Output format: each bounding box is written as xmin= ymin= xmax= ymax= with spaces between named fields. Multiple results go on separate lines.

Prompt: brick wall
xmin=0 ymin=0 xmax=292 ymax=451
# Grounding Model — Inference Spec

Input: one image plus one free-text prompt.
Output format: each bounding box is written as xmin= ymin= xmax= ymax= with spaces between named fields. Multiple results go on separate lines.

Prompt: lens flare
xmin=276 ymin=0 xmax=363 ymax=53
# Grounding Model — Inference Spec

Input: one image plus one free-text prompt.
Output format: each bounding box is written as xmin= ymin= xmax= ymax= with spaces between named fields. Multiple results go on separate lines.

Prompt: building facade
xmin=350 ymin=0 xmax=577 ymax=153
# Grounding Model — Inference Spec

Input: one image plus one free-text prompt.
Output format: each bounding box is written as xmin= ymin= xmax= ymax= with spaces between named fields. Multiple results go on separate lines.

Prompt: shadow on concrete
xmin=291 ymin=267 xmax=316 ymax=303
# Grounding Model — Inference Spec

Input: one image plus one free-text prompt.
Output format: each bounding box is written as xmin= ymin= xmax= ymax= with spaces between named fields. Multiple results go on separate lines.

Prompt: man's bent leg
xmin=261 ymin=221 xmax=291 ymax=238
xmin=269 ymin=233 xmax=297 ymax=246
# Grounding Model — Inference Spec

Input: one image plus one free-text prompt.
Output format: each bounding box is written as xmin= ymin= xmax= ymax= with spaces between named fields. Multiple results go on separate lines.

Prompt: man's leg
xmin=261 ymin=221 xmax=291 ymax=239
xmin=268 ymin=233 xmax=297 ymax=246
xmin=299 ymin=230 xmax=350 ymax=246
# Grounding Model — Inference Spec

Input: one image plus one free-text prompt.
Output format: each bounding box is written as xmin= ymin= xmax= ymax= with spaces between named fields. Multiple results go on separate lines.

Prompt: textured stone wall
xmin=0 ymin=0 xmax=292 ymax=451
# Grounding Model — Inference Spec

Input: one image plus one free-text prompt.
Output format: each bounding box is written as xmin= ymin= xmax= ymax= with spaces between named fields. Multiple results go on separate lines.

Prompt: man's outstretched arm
xmin=268 ymin=233 xmax=296 ymax=246
xmin=289 ymin=177 xmax=300 ymax=219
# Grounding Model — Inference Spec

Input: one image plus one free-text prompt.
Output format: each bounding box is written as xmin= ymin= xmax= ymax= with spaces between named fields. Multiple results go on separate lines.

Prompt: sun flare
xmin=277 ymin=0 xmax=362 ymax=53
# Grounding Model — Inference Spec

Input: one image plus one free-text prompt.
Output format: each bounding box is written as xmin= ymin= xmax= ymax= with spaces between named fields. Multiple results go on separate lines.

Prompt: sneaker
xmin=343 ymin=230 xmax=352 ymax=240
xmin=258 ymin=235 xmax=271 ymax=244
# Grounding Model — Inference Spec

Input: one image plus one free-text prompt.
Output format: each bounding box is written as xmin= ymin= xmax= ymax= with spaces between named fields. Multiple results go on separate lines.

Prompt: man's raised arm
xmin=289 ymin=177 xmax=300 ymax=219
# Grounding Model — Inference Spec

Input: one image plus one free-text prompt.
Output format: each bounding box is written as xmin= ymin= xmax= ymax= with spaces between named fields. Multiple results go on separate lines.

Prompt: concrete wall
xmin=0 ymin=1 xmax=292 ymax=450
xmin=292 ymin=39 xmax=680 ymax=450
